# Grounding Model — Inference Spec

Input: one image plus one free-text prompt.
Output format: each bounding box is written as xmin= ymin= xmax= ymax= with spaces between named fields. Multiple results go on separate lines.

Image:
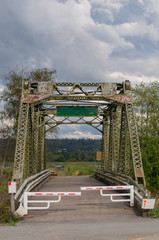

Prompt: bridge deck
xmin=1 ymin=176 xmax=159 ymax=240
xmin=28 ymin=176 xmax=136 ymax=221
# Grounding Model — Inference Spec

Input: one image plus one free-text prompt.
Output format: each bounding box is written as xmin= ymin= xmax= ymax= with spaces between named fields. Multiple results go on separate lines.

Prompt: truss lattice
xmin=13 ymin=80 xmax=145 ymax=187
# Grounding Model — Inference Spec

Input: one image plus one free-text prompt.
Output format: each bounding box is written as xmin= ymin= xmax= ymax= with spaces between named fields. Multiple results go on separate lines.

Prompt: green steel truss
xmin=13 ymin=80 xmax=146 ymax=187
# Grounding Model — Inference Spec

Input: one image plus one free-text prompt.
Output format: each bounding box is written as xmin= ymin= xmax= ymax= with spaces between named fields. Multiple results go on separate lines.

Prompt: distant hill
xmin=0 ymin=138 xmax=102 ymax=163
xmin=46 ymin=138 xmax=102 ymax=154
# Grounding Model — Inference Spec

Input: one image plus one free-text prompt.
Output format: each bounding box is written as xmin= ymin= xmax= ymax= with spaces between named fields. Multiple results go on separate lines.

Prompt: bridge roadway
xmin=1 ymin=176 xmax=159 ymax=240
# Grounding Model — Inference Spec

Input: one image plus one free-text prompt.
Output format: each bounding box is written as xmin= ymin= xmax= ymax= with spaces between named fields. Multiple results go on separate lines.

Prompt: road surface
xmin=0 ymin=176 xmax=159 ymax=240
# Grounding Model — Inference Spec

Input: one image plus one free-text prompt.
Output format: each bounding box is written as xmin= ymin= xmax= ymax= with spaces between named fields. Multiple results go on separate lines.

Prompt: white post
xmin=23 ymin=192 xmax=28 ymax=215
xmin=130 ymin=186 xmax=134 ymax=206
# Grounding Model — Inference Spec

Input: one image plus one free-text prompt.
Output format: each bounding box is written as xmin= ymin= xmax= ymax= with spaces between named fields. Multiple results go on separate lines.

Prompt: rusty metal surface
xmin=13 ymin=80 xmax=146 ymax=190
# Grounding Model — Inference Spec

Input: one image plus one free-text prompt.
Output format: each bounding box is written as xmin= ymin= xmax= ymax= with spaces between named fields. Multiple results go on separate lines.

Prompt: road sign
xmin=57 ymin=106 xmax=98 ymax=117
xmin=142 ymin=199 xmax=155 ymax=209
xmin=8 ymin=182 xmax=16 ymax=194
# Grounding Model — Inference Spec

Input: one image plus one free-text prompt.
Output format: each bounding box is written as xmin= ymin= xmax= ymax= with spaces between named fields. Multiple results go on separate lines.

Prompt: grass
xmin=47 ymin=161 xmax=97 ymax=176
xmin=0 ymin=168 xmax=13 ymax=224
xmin=147 ymin=208 xmax=159 ymax=218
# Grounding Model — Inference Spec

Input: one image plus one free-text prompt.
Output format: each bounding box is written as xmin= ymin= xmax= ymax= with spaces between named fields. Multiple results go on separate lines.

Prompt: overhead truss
xmin=13 ymin=80 xmax=146 ymax=188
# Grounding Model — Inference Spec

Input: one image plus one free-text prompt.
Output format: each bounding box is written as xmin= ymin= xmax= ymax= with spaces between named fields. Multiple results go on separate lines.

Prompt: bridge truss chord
xmin=12 ymin=80 xmax=146 ymax=188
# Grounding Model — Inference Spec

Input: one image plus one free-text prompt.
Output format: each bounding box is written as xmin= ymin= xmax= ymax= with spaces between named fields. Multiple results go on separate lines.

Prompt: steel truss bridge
xmin=12 ymin=80 xmax=146 ymax=191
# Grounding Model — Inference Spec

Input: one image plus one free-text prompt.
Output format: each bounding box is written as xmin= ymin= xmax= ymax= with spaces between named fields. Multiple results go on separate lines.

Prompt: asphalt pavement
xmin=0 ymin=176 xmax=159 ymax=240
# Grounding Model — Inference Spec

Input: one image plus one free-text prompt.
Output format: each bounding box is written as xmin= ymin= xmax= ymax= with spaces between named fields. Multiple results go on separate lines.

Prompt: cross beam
xmin=13 ymin=80 xmax=146 ymax=188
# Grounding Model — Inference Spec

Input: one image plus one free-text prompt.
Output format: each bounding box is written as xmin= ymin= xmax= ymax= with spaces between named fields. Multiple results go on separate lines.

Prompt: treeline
xmin=0 ymin=66 xmax=158 ymax=192
xmin=46 ymin=138 xmax=102 ymax=153
xmin=0 ymin=138 xmax=102 ymax=163
xmin=46 ymin=138 xmax=102 ymax=162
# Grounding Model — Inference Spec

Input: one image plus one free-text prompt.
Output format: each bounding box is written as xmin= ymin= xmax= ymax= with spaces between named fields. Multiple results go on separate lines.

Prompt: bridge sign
xmin=142 ymin=199 xmax=155 ymax=209
xmin=57 ymin=106 xmax=98 ymax=117
xmin=8 ymin=181 xmax=16 ymax=194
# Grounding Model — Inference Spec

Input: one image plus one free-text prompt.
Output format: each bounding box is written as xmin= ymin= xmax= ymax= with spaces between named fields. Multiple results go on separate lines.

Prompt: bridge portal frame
xmin=12 ymin=80 xmax=145 ymax=188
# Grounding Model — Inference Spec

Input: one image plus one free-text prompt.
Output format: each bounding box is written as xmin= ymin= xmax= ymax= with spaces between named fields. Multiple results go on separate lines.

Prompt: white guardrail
xmin=95 ymin=169 xmax=156 ymax=210
xmin=23 ymin=192 xmax=81 ymax=215
xmin=81 ymin=185 xmax=134 ymax=207
xmin=13 ymin=170 xmax=155 ymax=217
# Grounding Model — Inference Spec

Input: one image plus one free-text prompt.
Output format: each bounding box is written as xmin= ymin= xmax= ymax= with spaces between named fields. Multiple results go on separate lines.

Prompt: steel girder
xmin=13 ymin=80 xmax=146 ymax=188
xmin=102 ymin=117 xmax=110 ymax=170
xmin=126 ymin=103 xmax=146 ymax=186
xmin=13 ymin=103 xmax=29 ymax=182
xmin=12 ymin=104 xmax=46 ymax=184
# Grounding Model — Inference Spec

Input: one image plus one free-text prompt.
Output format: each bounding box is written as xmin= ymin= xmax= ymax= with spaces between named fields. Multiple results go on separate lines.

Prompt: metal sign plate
xmin=8 ymin=182 xmax=16 ymax=194
xmin=142 ymin=199 xmax=155 ymax=209
xmin=57 ymin=106 xmax=98 ymax=117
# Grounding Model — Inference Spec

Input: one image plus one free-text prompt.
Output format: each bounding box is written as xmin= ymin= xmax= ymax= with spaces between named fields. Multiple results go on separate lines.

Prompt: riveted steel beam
xmin=13 ymin=80 xmax=146 ymax=189
xmin=126 ymin=103 xmax=146 ymax=187
xmin=102 ymin=117 xmax=110 ymax=170
xmin=13 ymin=103 xmax=29 ymax=183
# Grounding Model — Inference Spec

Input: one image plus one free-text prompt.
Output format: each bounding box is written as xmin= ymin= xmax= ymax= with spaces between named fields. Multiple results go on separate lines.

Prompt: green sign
xmin=57 ymin=106 xmax=98 ymax=117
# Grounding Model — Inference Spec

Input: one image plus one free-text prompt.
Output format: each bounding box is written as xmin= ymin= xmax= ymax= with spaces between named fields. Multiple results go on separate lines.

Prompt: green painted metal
xmin=102 ymin=118 xmax=110 ymax=170
xmin=57 ymin=106 xmax=98 ymax=117
xmin=13 ymin=80 xmax=146 ymax=189
xmin=126 ymin=103 xmax=146 ymax=186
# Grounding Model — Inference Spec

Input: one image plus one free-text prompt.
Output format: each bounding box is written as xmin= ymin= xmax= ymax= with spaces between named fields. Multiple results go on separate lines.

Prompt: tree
xmin=2 ymin=66 xmax=56 ymax=135
xmin=56 ymin=154 xmax=66 ymax=162
xmin=0 ymin=114 xmax=14 ymax=174
xmin=134 ymin=81 xmax=159 ymax=192
xmin=1 ymin=66 xmax=57 ymax=165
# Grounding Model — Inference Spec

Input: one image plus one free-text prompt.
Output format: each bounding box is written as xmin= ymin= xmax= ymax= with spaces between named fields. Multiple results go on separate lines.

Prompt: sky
xmin=0 ymin=0 xmax=159 ymax=138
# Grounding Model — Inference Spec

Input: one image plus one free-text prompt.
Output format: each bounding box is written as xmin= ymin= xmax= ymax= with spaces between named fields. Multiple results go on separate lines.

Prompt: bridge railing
xmin=95 ymin=169 xmax=155 ymax=214
xmin=95 ymin=169 xmax=148 ymax=197
xmin=13 ymin=170 xmax=51 ymax=217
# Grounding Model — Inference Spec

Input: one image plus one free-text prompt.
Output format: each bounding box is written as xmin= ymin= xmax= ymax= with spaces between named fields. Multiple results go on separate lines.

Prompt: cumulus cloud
xmin=0 ymin=0 xmax=159 ymax=85
xmin=51 ymin=124 xmax=102 ymax=139
xmin=0 ymin=0 xmax=159 ymax=138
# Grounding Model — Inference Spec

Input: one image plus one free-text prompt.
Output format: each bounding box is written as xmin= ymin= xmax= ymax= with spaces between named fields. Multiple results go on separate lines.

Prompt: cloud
xmin=0 ymin=0 xmax=159 ymax=138
xmin=50 ymin=124 xmax=102 ymax=139
xmin=0 ymin=0 xmax=158 ymax=85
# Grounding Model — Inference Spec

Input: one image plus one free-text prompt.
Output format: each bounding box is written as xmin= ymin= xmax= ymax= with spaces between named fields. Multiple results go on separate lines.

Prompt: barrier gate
xmin=23 ymin=192 xmax=81 ymax=215
xmin=22 ymin=185 xmax=134 ymax=215
xmin=81 ymin=185 xmax=134 ymax=206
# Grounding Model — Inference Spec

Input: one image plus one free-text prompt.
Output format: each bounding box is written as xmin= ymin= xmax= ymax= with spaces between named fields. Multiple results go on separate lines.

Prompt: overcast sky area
xmin=0 ymin=0 xmax=159 ymax=138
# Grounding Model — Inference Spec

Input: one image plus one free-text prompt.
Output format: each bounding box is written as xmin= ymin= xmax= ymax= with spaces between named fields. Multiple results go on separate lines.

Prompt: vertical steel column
xmin=126 ymin=103 xmax=146 ymax=187
xmin=37 ymin=116 xmax=45 ymax=172
xmin=111 ymin=106 xmax=122 ymax=172
xmin=23 ymin=107 xmax=35 ymax=179
xmin=118 ymin=105 xmax=131 ymax=175
xmin=23 ymin=116 xmax=30 ymax=179
xmin=108 ymin=111 xmax=113 ymax=171
xmin=12 ymin=103 xmax=29 ymax=182
xmin=33 ymin=109 xmax=40 ymax=173
xmin=101 ymin=128 xmax=104 ymax=170
xmin=28 ymin=107 xmax=34 ymax=176
xmin=41 ymin=117 xmax=46 ymax=170
xmin=102 ymin=117 xmax=110 ymax=170
xmin=124 ymin=114 xmax=131 ymax=175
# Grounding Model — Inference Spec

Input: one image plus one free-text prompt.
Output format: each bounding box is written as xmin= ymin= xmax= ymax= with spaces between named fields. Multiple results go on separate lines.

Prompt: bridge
xmin=11 ymin=80 xmax=155 ymax=217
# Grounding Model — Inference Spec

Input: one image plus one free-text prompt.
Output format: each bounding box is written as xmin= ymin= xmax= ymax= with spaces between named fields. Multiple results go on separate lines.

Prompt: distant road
xmin=1 ymin=176 xmax=159 ymax=240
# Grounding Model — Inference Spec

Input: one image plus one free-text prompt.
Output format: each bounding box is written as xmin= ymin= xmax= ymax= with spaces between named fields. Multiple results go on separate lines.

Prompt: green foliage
xmin=45 ymin=138 xmax=101 ymax=163
xmin=147 ymin=208 xmax=159 ymax=218
xmin=65 ymin=163 xmax=95 ymax=176
xmin=9 ymin=218 xmax=18 ymax=226
xmin=29 ymin=68 xmax=56 ymax=82
xmin=134 ymin=81 xmax=159 ymax=192
xmin=2 ymin=67 xmax=56 ymax=134
xmin=47 ymin=162 xmax=96 ymax=176
xmin=56 ymin=154 xmax=66 ymax=162
xmin=0 ymin=67 xmax=56 ymax=166
xmin=46 ymin=138 xmax=101 ymax=153
xmin=0 ymin=168 xmax=13 ymax=224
